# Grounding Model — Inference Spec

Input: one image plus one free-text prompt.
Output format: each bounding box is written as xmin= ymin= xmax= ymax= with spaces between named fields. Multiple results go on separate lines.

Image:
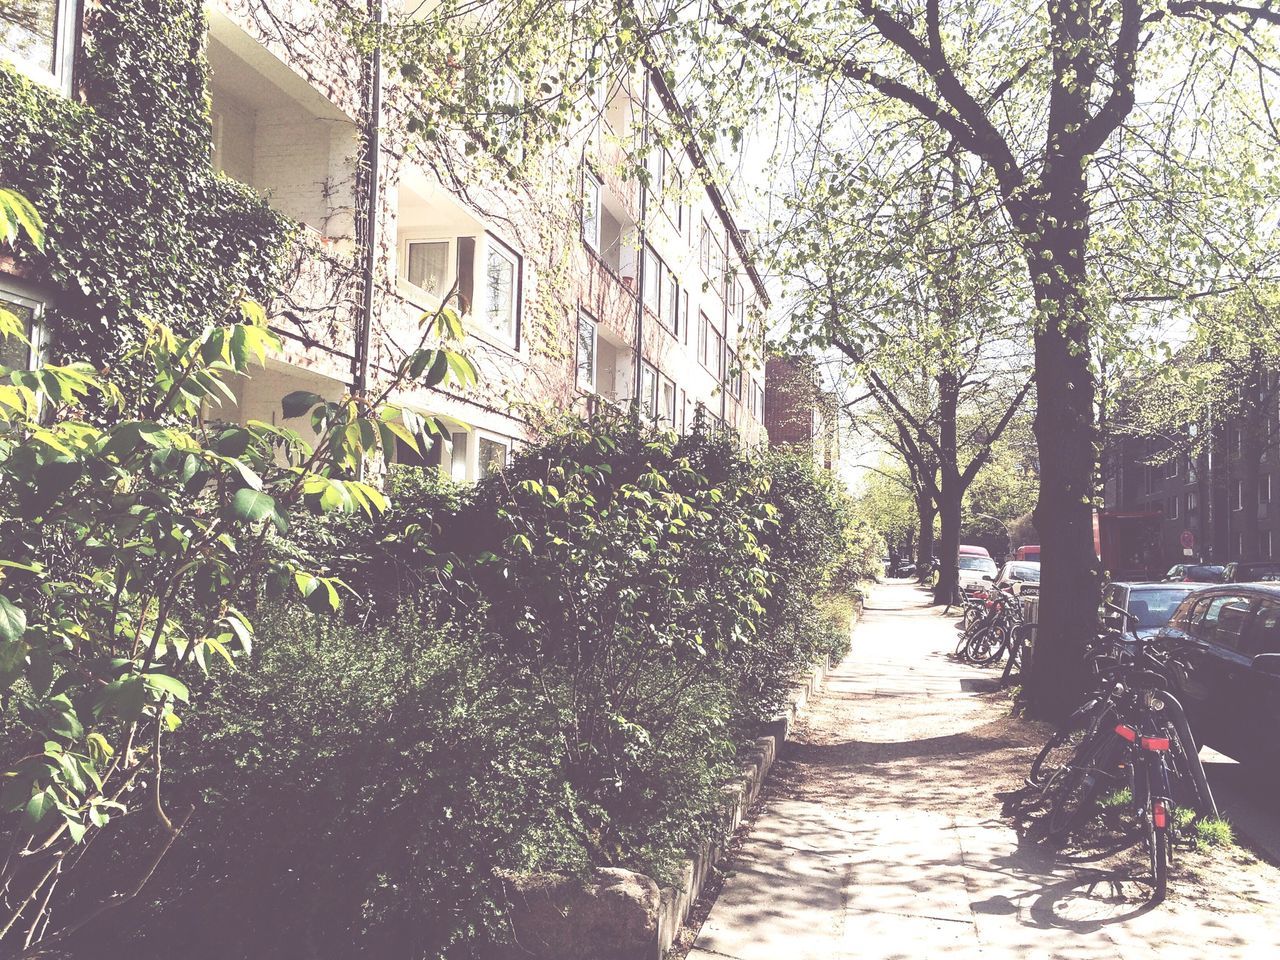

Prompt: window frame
xmin=481 ymin=233 xmax=522 ymax=348
xmin=639 ymin=361 xmax=659 ymax=420
xmin=0 ymin=278 xmax=47 ymax=372
xmin=581 ymin=167 xmax=602 ymax=251
xmin=1 ymin=0 xmax=76 ymax=95
xmin=476 ymin=433 xmax=512 ymax=480
xmin=576 ymin=310 xmax=598 ymax=392
xmin=400 ymin=235 xmax=457 ymax=304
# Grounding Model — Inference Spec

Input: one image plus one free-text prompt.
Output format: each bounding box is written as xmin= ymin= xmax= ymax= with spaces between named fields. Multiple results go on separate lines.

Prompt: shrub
xmin=79 ymin=605 xmax=574 ymax=960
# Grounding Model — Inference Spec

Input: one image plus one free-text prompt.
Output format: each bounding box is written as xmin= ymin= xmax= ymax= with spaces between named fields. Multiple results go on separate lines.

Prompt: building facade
xmin=763 ymin=354 xmax=840 ymax=472
xmin=1 ymin=0 xmax=769 ymax=481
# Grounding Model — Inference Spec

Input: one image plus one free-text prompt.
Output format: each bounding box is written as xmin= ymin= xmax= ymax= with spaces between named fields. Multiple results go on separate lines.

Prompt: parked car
xmin=893 ymin=559 xmax=917 ymax=578
xmin=958 ymin=554 xmax=999 ymax=593
xmin=959 ymin=544 xmax=992 ymax=559
xmin=1162 ymin=563 xmax=1225 ymax=583
xmin=1100 ymin=581 xmax=1199 ymax=639
xmin=993 ymin=560 xmax=1040 ymax=596
xmin=1015 ymin=544 xmax=1041 ymax=562
xmin=1152 ymin=583 xmax=1280 ymax=764
xmin=1221 ymin=561 xmax=1280 ymax=583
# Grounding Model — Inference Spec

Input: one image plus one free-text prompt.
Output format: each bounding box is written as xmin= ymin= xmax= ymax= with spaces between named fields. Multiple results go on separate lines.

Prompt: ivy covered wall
xmin=0 ymin=0 xmax=297 ymax=364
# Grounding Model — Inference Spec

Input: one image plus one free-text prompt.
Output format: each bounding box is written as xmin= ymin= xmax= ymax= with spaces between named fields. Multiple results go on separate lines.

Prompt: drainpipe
xmin=353 ymin=0 xmax=385 ymax=404
xmin=632 ymin=73 xmax=651 ymax=409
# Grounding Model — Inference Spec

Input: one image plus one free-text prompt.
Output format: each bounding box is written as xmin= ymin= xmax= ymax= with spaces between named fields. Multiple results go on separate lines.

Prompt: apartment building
xmin=1 ymin=0 xmax=769 ymax=480
xmin=764 ymin=354 xmax=840 ymax=472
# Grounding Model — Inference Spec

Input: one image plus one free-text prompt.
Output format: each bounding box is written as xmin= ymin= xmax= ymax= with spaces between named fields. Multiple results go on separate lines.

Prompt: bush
xmin=80 ymin=605 xmax=574 ymax=960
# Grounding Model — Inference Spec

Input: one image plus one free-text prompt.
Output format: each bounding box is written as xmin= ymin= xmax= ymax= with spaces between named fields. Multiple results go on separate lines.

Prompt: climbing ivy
xmin=0 ymin=0 xmax=297 ymax=364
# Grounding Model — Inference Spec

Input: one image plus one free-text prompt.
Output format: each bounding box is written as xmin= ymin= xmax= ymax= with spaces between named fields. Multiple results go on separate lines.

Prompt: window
xmin=639 ymin=362 xmax=658 ymax=419
xmin=1165 ymin=457 xmax=1178 ymax=479
xmin=680 ymin=289 xmax=689 ymax=345
xmin=727 ymin=350 xmax=742 ymax=399
xmin=1187 ymin=491 xmax=1198 ymax=514
xmin=663 ymin=272 xmax=679 ymax=335
xmin=477 ymin=435 xmax=510 ymax=478
xmin=1233 ymin=427 xmax=1243 ymax=458
xmin=1200 ymin=594 xmax=1254 ymax=650
xmin=576 ymin=312 xmax=597 ymax=391
xmin=659 ymin=375 xmax=676 ymax=428
xmin=1266 ymin=530 xmax=1274 ymax=559
xmin=643 ymin=245 xmax=663 ymax=316
xmin=0 ymin=282 xmax=44 ymax=371
xmin=483 ymin=239 xmax=520 ymax=344
xmin=449 ymin=431 xmax=470 ymax=483
xmin=1234 ymin=479 xmax=1244 ymax=511
xmin=679 ymin=389 xmax=688 ymax=433
xmin=405 ymin=239 xmax=453 ymax=297
xmin=699 ymin=217 xmax=714 ymax=275
xmin=669 ymin=164 xmax=684 ymax=232
xmin=698 ymin=312 xmax=723 ymax=379
xmin=1245 ymin=599 xmax=1280 ymax=655
xmin=1167 ymin=496 xmax=1179 ymax=520
xmin=1263 ymin=475 xmax=1273 ymax=504
xmin=751 ymin=381 xmax=765 ymax=419
xmin=582 ymin=169 xmax=601 ymax=250
xmin=1 ymin=0 xmax=74 ymax=92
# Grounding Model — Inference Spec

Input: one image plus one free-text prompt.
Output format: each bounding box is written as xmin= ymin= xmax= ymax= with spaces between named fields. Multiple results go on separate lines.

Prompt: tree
xmin=689 ymin=0 xmax=1280 ymax=716
xmin=779 ymin=141 xmax=1033 ymax=604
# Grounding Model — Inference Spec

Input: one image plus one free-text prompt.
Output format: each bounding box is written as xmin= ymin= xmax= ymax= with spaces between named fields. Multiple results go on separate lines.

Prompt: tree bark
xmin=1020 ymin=183 xmax=1101 ymax=719
xmin=933 ymin=370 xmax=961 ymax=604
xmin=916 ymin=491 xmax=937 ymax=575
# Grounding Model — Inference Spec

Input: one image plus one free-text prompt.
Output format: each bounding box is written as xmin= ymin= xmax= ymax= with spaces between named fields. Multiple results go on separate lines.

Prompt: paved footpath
xmin=686 ymin=582 xmax=1280 ymax=960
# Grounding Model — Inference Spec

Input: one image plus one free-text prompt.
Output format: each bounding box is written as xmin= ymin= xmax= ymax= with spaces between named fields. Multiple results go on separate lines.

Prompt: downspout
xmin=633 ymin=73 xmax=651 ymax=408
xmin=354 ymin=0 xmax=385 ymax=406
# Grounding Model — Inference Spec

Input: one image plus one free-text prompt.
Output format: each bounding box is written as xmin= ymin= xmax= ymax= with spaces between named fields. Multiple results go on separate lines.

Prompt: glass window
xmin=640 ymin=362 xmax=658 ymax=419
xmin=1245 ymin=599 xmax=1280 ymax=655
xmin=483 ymin=240 xmax=519 ymax=343
xmin=576 ymin=312 xmax=596 ymax=391
xmin=643 ymin=246 xmax=662 ymax=316
xmin=664 ymin=272 xmax=679 ymax=334
xmin=1 ymin=0 xmax=72 ymax=90
xmin=659 ymin=375 xmax=676 ymax=428
xmin=1128 ymin=588 xmax=1196 ymax=629
xmin=582 ymin=170 xmax=601 ymax=250
xmin=1200 ymin=594 xmax=1254 ymax=650
xmin=1 ymin=286 xmax=41 ymax=371
xmin=406 ymin=240 xmax=452 ymax=297
xmin=753 ymin=381 xmax=765 ymax=419
xmin=477 ymin=436 xmax=509 ymax=478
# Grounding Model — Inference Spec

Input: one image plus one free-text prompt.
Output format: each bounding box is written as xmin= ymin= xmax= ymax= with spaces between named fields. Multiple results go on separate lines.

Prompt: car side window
xmin=1199 ymin=594 xmax=1254 ymax=650
xmin=1243 ymin=599 xmax=1280 ymax=656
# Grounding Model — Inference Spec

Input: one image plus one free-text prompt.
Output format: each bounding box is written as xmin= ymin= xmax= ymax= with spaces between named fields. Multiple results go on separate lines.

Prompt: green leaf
xmin=0 ymin=595 xmax=25 ymax=643
xmin=23 ymin=786 xmax=57 ymax=826
xmin=281 ymin=390 xmax=325 ymax=419
xmin=143 ymin=673 xmax=190 ymax=704
xmin=229 ymin=488 xmax=277 ymax=523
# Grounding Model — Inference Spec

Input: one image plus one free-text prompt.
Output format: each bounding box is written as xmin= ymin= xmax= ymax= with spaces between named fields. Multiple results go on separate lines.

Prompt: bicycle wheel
xmin=974 ymin=624 xmax=1010 ymax=666
xmin=1044 ymin=735 xmax=1121 ymax=844
xmin=1029 ymin=704 xmax=1098 ymax=787
xmin=964 ymin=626 xmax=998 ymax=664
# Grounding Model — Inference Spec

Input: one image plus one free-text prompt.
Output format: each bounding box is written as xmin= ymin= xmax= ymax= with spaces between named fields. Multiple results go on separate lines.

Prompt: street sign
xmin=1180 ymin=530 xmax=1195 ymax=549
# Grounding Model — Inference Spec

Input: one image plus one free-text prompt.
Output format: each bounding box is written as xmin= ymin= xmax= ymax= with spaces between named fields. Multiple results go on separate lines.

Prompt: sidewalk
xmin=684 ymin=582 xmax=1280 ymax=960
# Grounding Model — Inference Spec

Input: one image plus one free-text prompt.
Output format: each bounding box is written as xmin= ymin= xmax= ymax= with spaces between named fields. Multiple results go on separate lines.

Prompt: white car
xmin=958 ymin=555 xmax=999 ymax=592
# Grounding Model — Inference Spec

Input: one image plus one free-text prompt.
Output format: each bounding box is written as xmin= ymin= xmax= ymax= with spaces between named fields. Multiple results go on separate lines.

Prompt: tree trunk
xmin=1020 ymin=197 xmax=1100 ymax=720
xmin=916 ymin=492 xmax=936 ymax=576
xmin=932 ymin=371 xmax=961 ymax=604
xmin=933 ymin=470 xmax=962 ymax=605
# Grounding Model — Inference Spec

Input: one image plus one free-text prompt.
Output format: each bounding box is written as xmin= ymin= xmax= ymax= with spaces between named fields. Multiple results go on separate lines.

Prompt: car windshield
xmin=1237 ymin=563 xmax=1280 ymax=581
xmin=1006 ymin=562 xmax=1040 ymax=582
xmin=959 ymin=557 xmax=998 ymax=573
xmin=1128 ymin=587 xmax=1196 ymax=627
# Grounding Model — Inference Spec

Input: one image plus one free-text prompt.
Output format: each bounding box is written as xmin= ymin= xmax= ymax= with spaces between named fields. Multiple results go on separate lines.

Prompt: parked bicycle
xmin=1023 ymin=604 xmax=1218 ymax=902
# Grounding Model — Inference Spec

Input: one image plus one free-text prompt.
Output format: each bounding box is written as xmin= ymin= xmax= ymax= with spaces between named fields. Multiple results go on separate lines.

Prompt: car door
xmin=1181 ymin=592 xmax=1257 ymax=752
xmin=1238 ymin=598 xmax=1280 ymax=764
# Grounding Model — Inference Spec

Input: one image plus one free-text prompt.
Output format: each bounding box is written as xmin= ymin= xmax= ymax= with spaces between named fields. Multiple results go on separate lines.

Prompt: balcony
xmin=207 ymin=11 xmax=359 ymax=243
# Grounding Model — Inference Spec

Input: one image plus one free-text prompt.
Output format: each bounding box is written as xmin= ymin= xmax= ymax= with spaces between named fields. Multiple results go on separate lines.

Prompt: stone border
xmin=654 ymin=652 xmax=832 ymax=957
xmin=497 ymin=644 xmax=846 ymax=960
